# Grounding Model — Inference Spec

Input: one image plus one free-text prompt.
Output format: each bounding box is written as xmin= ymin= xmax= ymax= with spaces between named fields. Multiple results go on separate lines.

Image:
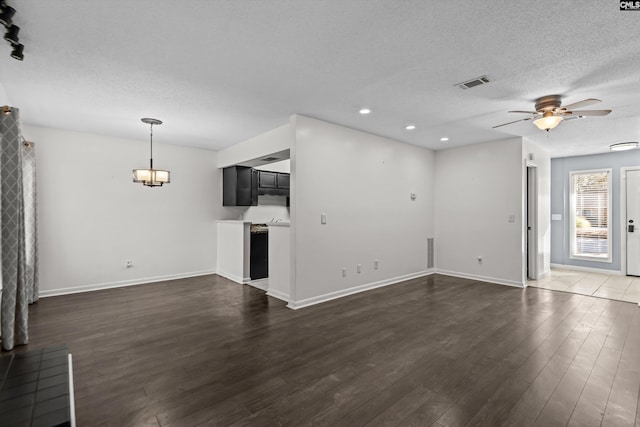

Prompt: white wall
xmin=23 ymin=125 xmax=219 ymax=295
xmin=0 ymin=84 xmax=9 ymax=105
xmin=267 ymin=224 xmax=291 ymax=302
xmin=255 ymin=159 xmax=290 ymax=173
xmin=217 ymin=123 xmax=291 ymax=168
xmin=216 ymin=221 xmax=250 ymax=283
xmin=241 ymin=195 xmax=289 ymax=223
xmin=291 ymin=115 xmax=434 ymax=306
xmin=434 ymin=138 xmax=525 ymax=287
xmin=523 ymin=139 xmax=551 ymax=279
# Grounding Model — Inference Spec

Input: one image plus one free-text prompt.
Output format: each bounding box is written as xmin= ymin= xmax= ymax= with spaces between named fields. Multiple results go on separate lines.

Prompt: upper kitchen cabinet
xmin=258 ymin=171 xmax=290 ymax=196
xmin=258 ymin=171 xmax=277 ymax=189
xmin=223 ymin=166 xmax=258 ymax=206
xmin=277 ymin=173 xmax=289 ymax=189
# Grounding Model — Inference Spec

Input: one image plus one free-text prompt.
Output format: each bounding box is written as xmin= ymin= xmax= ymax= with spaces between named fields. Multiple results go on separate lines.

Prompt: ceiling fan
xmin=493 ymin=95 xmax=612 ymax=131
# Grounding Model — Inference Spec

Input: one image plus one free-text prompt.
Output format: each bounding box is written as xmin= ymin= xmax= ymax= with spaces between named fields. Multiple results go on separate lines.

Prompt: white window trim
xmin=569 ymin=168 xmax=613 ymax=263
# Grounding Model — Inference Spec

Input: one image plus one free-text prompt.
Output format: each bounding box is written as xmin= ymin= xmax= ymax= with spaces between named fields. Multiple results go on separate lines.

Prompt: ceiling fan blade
xmin=562 ymin=98 xmax=601 ymax=110
xmin=567 ymin=109 xmax=611 ymax=116
xmin=507 ymin=110 xmax=537 ymax=114
xmin=492 ymin=117 xmax=533 ymax=128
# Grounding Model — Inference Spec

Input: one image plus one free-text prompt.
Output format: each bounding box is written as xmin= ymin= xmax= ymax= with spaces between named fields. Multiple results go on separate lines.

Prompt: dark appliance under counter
xmin=250 ymin=224 xmax=269 ymax=280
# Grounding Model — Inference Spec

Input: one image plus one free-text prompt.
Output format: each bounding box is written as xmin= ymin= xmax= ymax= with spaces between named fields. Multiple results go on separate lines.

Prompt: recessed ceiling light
xmin=358 ymin=108 xmax=371 ymax=115
xmin=404 ymin=124 xmax=416 ymax=131
xmin=610 ymin=142 xmax=639 ymax=151
xmin=440 ymin=137 xmax=449 ymax=142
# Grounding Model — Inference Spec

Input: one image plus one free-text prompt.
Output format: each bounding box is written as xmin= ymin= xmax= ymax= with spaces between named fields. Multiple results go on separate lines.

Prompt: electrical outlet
xmin=125 ymin=260 xmax=133 ymax=268
xmin=342 ymin=267 xmax=347 ymax=277
xmin=374 ymin=259 xmax=379 ymax=270
xmin=357 ymin=264 xmax=362 ymax=274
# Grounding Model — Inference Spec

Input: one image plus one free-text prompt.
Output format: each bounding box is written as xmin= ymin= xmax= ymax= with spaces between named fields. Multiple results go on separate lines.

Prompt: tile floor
xmin=528 ymin=268 xmax=640 ymax=304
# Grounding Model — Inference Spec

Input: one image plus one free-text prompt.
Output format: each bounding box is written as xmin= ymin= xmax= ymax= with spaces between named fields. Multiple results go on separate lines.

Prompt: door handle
xmin=630 ymin=224 xmax=635 ymax=233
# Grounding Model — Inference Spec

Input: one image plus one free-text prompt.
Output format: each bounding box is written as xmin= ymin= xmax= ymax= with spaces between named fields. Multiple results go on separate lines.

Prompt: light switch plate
xmin=508 ymin=214 xmax=516 ymax=222
xmin=321 ymin=213 xmax=327 ymax=224
xmin=552 ymin=214 xmax=562 ymax=221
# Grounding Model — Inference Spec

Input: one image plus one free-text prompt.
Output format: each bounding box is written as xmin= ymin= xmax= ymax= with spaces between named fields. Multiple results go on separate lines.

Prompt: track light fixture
xmin=4 ymin=24 xmax=18 ymax=45
xmin=10 ymin=42 xmax=22 ymax=60
xmin=1 ymin=2 xmax=23 ymax=60
xmin=0 ymin=4 xmax=15 ymax=27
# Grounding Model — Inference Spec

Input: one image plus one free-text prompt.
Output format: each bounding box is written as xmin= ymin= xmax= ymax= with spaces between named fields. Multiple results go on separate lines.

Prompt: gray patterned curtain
xmin=1 ymin=106 xmax=39 ymax=351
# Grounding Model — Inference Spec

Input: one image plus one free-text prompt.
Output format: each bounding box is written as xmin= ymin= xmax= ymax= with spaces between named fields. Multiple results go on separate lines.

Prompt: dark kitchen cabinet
xmin=258 ymin=171 xmax=290 ymax=196
xmin=223 ymin=166 xmax=258 ymax=206
xmin=259 ymin=171 xmax=277 ymax=189
xmin=277 ymin=173 xmax=290 ymax=189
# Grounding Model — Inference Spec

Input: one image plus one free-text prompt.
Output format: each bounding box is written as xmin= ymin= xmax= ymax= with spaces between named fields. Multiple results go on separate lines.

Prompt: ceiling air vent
xmin=262 ymin=157 xmax=280 ymax=162
xmin=455 ymin=75 xmax=491 ymax=90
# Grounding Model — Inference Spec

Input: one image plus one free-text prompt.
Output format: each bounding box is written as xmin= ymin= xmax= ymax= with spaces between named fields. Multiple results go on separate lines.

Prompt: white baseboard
xmin=550 ymin=263 xmax=624 ymax=276
xmin=435 ymin=269 xmax=525 ymax=288
xmin=248 ymin=279 xmax=269 ymax=291
xmin=216 ymin=271 xmax=251 ymax=284
xmin=287 ymin=269 xmax=434 ymax=310
xmin=39 ymin=269 xmax=218 ymax=298
xmin=266 ymin=289 xmax=290 ymax=303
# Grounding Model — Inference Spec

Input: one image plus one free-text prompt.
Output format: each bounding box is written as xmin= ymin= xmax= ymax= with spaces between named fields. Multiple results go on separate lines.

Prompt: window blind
xmin=570 ymin=170 xmax=610 ymax=259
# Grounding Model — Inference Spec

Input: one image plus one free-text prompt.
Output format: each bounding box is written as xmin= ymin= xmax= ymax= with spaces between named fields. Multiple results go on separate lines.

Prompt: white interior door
xmin=527 ymin=166 xmax=537 ymax=280
xmin=627 ymin=170 xmax=640 ymax=276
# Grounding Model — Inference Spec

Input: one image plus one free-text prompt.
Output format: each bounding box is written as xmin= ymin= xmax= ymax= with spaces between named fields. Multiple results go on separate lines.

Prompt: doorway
xmin=625 ymin=168 xmax=640 ymax=277
xmin=526 ymin=165 xmax=538 ymax=280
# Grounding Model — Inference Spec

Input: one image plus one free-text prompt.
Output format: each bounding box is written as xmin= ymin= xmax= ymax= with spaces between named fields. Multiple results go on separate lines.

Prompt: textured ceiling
xmin=1 ymin=1 xmax=640 ymax=157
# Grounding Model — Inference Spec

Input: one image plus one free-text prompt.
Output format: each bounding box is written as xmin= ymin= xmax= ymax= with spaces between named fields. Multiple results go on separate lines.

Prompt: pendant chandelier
xmin=132 ymin=118 xmax=170 ymax=187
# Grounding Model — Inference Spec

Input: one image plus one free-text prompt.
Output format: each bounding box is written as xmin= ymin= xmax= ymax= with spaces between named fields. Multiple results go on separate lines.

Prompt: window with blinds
xmin=569 ymin=169 xmax=612 ymax=262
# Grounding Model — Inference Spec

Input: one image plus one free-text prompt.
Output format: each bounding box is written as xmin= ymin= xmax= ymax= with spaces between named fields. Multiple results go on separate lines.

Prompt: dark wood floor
xmin=7 ymin=274 xmax=640 ymax=426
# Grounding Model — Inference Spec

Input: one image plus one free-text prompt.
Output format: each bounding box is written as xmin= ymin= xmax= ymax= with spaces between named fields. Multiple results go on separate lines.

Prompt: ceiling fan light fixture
xmin=494 ymin=95 xmax=610 ymax=130
xmin=609 ymin=142 xmax=639 ymax=151
xmin=533 ymin=113 xmax=563 ymax=131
